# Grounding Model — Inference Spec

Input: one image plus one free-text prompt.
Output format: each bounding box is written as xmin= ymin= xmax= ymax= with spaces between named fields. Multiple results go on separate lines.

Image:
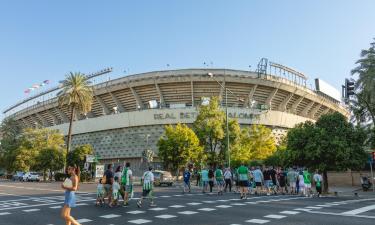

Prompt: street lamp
xmin=208 ymin=72 xmax=244 ymax=168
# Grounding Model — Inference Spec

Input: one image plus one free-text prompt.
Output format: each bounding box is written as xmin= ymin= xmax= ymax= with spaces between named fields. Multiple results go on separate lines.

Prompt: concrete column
xmin=278 ymin=92 xmax=294 ymax=111
xmin=95 ymin=95 xmax=111 ymax=115
xmin=154 ymin=82 xmax=165 ymax=107
xmin=109 ymin=92 xmax=125 ymax=113
xmin=130 ymin=87 xmax=143 ymax=110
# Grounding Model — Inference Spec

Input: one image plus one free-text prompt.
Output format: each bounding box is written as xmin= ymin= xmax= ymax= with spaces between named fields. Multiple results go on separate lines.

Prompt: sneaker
xmin=123 ymin=202 xmax=129 ymax=207
xmin=137 ymin=201 xmax=142 ymax=208
xmin=150 ymin=202 xmax=157 ymax=207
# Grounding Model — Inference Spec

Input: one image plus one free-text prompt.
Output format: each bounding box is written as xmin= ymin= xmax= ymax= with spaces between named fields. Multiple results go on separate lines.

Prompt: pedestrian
xmin=201 ymin=167 xmax=209 ymax=193
xmin=196 ymin=170 xmax=201 ymax=187
xmin=121 ymin=162 xmax=133 ymax=206
xmin=96 ymin=178 xmax=105 ymax=206
xmin=114 ymin=165 xmax=124 ymax=201
xmin=137 ymin=166 xmax=156 ymax=208
xmin=287 ymin=167 xmax=297 ymax=195
xmin=224 ymin=167 xmax=232 ymax=192
xmin=313 ymin=170 xmax=323 ymax=197
xmin=253 ymin=166 xmax=263 ymax=195
xmin=103 ymin=164 xmax=114 ymax=205
xmin=278 ymin=168 xmax=287 ymax=195
xmin=215 ymin=166 xmax=224 ymax=195
xmin=109 ymin=177 xmax=120 ymax=207
xmin=183 ymin=168 xmax=191 ymax=193
xmin=298 ymin=170 xmax=305 ymax=195
xmin=208 ymin=167 xmax=215 ymax=193
xmin=237 ymin=163 xmax=249 ymax=199
xmin=269 ymin=166 xmax=278 ymax=195
xmin=263 ymin=167 xmax=272 ymax=195
xmin=303 ymin=168 xmax=312 ymax=197
xmin=61 ymin=164 xmax=80 ymax=225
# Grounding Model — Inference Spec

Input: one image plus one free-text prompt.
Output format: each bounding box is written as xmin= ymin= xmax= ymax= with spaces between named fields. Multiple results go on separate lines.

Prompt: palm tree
xmin=58 ymin=72 xmax=94 ymax=156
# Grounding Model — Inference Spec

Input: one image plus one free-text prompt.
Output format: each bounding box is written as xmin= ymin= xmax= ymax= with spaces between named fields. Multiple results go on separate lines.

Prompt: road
xmin=0 ymin=181 xmax=374 ymax=225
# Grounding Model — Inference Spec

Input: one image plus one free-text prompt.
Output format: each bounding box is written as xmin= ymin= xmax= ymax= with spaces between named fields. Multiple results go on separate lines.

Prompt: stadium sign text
xmin=153 ymin=112 xmax=259 ymax=120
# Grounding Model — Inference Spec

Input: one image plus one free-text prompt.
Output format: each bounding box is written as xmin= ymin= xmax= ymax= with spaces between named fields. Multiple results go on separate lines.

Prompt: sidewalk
xmin=329 ymin=186 xmax=375 ymax=197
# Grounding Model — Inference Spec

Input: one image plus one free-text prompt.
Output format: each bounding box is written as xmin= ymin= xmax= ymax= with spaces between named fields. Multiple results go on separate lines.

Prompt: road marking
xmin=173 ymin=195 xmax=183 ymax=197
xmin=23 ymin=209 xmax=40 ymax=212
xmin=202 ymin=200 xmax=216 ymax=203
xmin=127 ymin=210 xmax=146 ymax=214
xmin=341 ymin=204 xmax=375 ymax=215
xmin=198 ymin=208 xmax=216 ymax=211
xmin=187 ymin=202 xmax=202 ymax=205
xmin=0 ymin=212 xmax=11 ymax=215
xmin=100 ymin=214 xmax=121 ymax=219
xmin=148 ymin=207 xmax=167 ymax=211
xmin=76 ymin=219 xmax=92 ymax=223
xmin=280 ymin=211 xmax=300 ymax=215
xmin=155 ymin=214 xmax=177 ymax=219
xmin=169 ymin=205 xmax=185 ymax=208
xmin=159 ymin=195 xmax=171 ymax=198
xmin=316 ymin=205 xmax=329 ymax=207
xmin=264 ymin=214 xmax=286 ymax=219
xmin=128 ymin=219 xmax=152 ymax=224
xmin=245 ymin=219 xmax=270 ymax=224
xmin=0 ymin=198 xmax=96 ymax=211
xmin=217 ymin=199 xmax=230 ymax=202
xmin=216 ymin=205 xmax=232 ymax=208
xmin=49 ymin=206 xmax=62 ymax=209
xmin=178 ymin=211 xmax=198 ymax=215
xmin=306 ymin=206 xmax=322 ymax=209
xmin=294 ymin=208 xmax=312 ymax=212
xmin=75 ymin=203 xmax=89 ymax=206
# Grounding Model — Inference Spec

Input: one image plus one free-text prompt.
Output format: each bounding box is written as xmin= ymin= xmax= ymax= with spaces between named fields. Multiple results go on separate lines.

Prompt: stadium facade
xmin=3 ymin=62 xmax=349 ymax=172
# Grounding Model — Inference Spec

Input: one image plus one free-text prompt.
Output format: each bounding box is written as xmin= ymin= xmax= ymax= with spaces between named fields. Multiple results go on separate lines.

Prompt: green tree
xmin=35 ymin=147 xmax=65 ymax=181
xmin=286 ymin=112 xmax=367 ymax=193
xmin=264 ymin=138 xmax=288 ymax=167
xmin=193 ymin=96 xmax=225 ymax=165
xmin=158 ymin=124 xmax=204 ymax=175
xmin=242 ymin=125 xmax=276 ymax=161
xmin=67 ymin=144 xmax=94 ymax=171
xmin=0 ymin=118 xmax=22 ymax=172
xmin=351 ymin=39 xmax=375 ymax=148
xmin=13 ymin=128 xmax=65 ymax=172
xmin=58 ymin=72 xmax=94 ymax=157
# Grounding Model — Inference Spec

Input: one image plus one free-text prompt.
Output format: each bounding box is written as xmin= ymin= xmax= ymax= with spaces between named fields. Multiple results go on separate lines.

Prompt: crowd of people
xmin=92 ymin=162 xmax=324 ymax=210
xmin=189 ymin=165 xmax=324 ymax=199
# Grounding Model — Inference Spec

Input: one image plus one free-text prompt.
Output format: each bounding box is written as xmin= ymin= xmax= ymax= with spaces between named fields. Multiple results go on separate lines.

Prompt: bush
xmin=80 ymin=171 xmax=93 ymax=182
xmin=54 ymin=172 xmax=67 ymax=181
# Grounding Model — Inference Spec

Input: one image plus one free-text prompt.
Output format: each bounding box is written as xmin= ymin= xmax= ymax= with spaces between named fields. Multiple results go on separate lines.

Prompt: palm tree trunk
xmin=66 ymin=105 xmax=75 ymax=157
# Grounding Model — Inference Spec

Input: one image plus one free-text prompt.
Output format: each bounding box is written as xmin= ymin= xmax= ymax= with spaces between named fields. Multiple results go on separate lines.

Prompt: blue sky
xmin=1 ymin=0 xmax=374 ymax=117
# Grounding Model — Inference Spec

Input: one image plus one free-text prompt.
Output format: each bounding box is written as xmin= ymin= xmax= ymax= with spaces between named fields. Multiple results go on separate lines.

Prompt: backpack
xmin=208 ymin=170 xmax=214 ymax=179
xmin=101 ymin=173 xmax=107 ymax=184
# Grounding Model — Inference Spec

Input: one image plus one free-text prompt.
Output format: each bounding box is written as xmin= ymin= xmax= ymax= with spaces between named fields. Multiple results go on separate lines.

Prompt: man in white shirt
xmin=137 ymin=167 xmax=155 ymax=207
xmin=313 ymin=170 xmax=323 ymax=197
xmin=224 ymin=168 xmax=232 ymax=192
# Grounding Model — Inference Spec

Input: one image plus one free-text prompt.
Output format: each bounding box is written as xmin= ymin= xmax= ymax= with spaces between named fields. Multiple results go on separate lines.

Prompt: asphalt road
xmin=0 ymin=181 xmax=374 ymax=225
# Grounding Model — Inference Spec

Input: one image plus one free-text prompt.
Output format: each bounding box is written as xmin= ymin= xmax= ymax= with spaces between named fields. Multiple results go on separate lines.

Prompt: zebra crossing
xmin=0 ymin=192 xmax=374 ymax=225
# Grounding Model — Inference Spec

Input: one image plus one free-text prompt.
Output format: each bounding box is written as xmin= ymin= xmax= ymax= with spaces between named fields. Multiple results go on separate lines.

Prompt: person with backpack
xmin=137 ymin=166 xmax=156 ymax=208
xmin=313 ymin=170 xmax=323 ymax=197
xmin=121 ymin=162 xmax=133 ymax=206
xmin=183 ymin=168 xmax=191 ymax=193
xmin=215 ymin=166 xmax=224 ymax=195
xmin=208 ymin=167 xmax=215 ymax=193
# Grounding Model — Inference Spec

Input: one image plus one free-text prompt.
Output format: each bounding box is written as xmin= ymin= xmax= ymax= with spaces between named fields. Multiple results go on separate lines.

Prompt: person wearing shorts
xmin=215 ymin=166 xmax=224 ymax=195
xmin=223 ymin=168 xmax=232 ymax=192
xmin=201 ymin=167 xmax=209 ymax=193
xmin=303 ymin=168 xmax=312 ymax=197
xmin=313 ymin=170 xmax=323 ymax=197
xmin=263 ymin=167 xmax=272 ymax=195
xmin=183 ymin=168 xmax=191 ymax=193
xmin=253 ymin=166 xmax=263 ymax=195
xmin=137 ymin=167 xmax=155 ymax=208
xmin=104 ymin=164 xmax=114 ymax=205
xmin=287 ymin=168 xmax=297 ymax=194
xmin=278 ymin=168 xmax=287 ymax=194
xmin=121 ymin=162 xmax=133 ymax=206
xmin=237 ymin=164 xmax=249 ymax=199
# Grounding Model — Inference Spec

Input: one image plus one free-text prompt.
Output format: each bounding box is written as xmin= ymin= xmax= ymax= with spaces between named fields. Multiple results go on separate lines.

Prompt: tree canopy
xmin=67 ymin=144 xmax=94 ymax=171
xmin=158 ymin=123 xmax=204 ymax=174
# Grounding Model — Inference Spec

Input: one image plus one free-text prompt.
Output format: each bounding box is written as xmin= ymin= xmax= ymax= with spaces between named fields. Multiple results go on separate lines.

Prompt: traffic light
xmin=345 ymin=78 xmax=355 ymax=98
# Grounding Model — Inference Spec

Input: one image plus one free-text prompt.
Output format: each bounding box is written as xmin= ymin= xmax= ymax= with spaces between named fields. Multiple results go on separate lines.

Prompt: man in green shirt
xmin=215 ymin=166 xmax=224 ymax=195
xmin=303 ymin=168 xmax=312 ymax=197
xmin=237 ymin=163 xmax=249 ymax=199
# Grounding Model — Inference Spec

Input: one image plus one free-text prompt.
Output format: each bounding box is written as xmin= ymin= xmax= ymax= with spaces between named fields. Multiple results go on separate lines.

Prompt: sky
xmin=0 ymin=0 xmax=374 ymax=119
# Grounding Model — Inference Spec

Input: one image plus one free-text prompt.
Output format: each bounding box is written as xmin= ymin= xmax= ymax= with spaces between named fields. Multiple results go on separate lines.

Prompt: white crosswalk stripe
xmin=155 ymin=214 xmax=177 ymax=219
xmin=49 ymin=206 xmax=62 ymax=209
xmin=280 ymin=211 xmax=300 ymax=215
xmin=76 ymin=219 xmax=92 ymax=223
xmin=187 ymin=202 xmax=202 ymax=205
xmin=149 ymin=207 xmax=167 ymax=211
xmin=128 ymin=219 xmax=152 ymax=224
xmin=169 ymin=205 xmax=185 ymax=208
xmin=245 ymin=219 xmax=270 ymax=224
xmin=0 ymin=212 xmax=11 ymax=216
xmin=198 ymin=208 xmax=216 ymax=211
xmin=100 ymin=214 xmax=121 ymax=219
xmin=178 ymin=210 xmax=198 ymax=215
xmin=341 ymin=204 xmax=375 ymax=215
xmin=23 ymin=209 xmax=40 ymax=212
xmin=264 ymin=214 xmax=286 ymax=219
xmin=127 ymin=210 xmax=146 ymax=214
xmin=216 ymin=205 xmax=232 ymax=208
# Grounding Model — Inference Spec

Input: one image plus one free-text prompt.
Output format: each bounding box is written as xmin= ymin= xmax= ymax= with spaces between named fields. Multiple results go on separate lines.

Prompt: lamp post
xmin=208 ymin=72 xmax=244 ymax=168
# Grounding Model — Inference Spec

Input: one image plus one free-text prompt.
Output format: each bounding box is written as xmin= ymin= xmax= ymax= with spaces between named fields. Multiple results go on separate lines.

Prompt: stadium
xmin=3 ymin=59 xmax=349 ymax=173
